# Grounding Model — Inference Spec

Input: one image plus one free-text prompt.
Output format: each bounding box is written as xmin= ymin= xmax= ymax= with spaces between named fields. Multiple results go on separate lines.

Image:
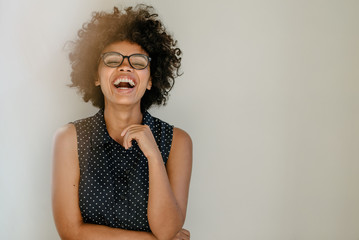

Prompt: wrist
xmin=146 ymin=149 xmax=163 ymax=163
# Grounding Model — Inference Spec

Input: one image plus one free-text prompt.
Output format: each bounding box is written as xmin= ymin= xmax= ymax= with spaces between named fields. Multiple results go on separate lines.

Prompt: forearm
xmin=147 ymin=154 xmax=184 ymax=240
xmin=60 ymin=222 xmax=156 ymax=240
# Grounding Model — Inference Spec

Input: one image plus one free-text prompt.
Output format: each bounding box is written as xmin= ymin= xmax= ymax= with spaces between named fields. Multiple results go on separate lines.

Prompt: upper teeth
xmin=114 ymin=78 xmax=135 ymax=87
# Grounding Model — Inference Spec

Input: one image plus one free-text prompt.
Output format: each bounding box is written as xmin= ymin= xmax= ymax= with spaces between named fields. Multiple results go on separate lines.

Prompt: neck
xmin=103 ymin=103 xmax=143 ymax=143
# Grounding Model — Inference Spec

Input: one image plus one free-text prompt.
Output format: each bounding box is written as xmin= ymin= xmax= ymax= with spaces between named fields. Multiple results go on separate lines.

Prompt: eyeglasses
xmin=100 ymin=52 xmax=151 ymax=70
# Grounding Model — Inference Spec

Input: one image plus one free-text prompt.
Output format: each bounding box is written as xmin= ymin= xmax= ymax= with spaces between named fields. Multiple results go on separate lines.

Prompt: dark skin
xmin=52 ymin=41 xmax=192 ymax=240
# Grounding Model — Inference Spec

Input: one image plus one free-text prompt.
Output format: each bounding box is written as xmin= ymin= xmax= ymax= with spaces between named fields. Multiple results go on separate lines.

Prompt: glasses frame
xmin=100 ymin=52 xmax=151 ymax=70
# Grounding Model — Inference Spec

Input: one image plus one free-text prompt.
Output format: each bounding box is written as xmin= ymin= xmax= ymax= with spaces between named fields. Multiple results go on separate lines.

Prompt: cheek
xmin=139 ymin=70 xmax=151 ymax=82
xmin=97 ymin=67 xmax=113 ymax=82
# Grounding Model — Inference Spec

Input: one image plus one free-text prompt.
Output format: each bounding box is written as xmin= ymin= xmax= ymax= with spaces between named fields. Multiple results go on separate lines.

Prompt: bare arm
xmin=51 ymin=124 xmax=157 ymax=240
xmin=122 ymin=126 xmax=193 ymax=240
xmin=147 ymin=127 xmax=192 ymax=240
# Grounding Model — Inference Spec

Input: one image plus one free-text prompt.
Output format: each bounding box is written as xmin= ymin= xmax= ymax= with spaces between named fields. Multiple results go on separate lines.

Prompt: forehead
xmin=102 ymin=41 xmax=147 ymax=55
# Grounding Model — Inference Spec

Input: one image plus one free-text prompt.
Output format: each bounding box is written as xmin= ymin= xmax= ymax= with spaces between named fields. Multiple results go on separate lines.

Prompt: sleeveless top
xmin=72 ymin=109 xmax=173 ymax=231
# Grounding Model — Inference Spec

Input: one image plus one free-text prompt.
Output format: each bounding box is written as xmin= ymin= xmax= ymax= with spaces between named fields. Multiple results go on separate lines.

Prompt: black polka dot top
xmin=72 ymin=109 xmax=173 ymax=231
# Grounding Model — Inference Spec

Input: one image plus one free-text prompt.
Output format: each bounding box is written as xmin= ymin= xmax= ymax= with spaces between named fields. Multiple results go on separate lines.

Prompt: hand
xmin=121 ymin=124 xmax=161 ymax=159
xmin=172 ymin=228 xmax=190 ymax=240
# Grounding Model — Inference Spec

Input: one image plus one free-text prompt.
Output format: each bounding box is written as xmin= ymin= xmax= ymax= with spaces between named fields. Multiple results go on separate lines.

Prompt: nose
xmin=118 ymin=57 xmax=133 ymax=72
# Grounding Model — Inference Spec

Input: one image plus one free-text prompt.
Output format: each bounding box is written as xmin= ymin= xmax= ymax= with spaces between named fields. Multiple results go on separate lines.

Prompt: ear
xmin=146 ymin=78 xmax=152 ymax=90
xmin=95 ymin=78 xmax=100 ymax=86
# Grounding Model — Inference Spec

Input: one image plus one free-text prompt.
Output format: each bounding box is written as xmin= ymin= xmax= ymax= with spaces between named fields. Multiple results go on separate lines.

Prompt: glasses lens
xmin=129 ymin=55 xmax=149 ymax=69
xmin=103 ymin=53 xmax=123 ymax=67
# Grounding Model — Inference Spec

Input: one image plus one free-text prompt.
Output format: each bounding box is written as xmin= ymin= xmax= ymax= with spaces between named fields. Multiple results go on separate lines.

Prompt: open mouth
xmin=113 ymin=78 xmax=136 ymax=89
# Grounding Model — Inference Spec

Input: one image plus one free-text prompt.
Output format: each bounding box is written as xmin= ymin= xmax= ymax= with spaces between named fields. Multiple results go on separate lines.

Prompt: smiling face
xmin=96 ymin=40 xmax=152 ymax=109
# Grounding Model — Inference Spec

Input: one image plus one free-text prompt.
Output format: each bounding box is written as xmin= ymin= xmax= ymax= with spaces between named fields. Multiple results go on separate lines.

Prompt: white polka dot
xmin=72 ymin=109 xmax=173 ymax=231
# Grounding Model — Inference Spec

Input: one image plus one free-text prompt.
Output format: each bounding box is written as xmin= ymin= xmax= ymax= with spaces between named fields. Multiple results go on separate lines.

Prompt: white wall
xmin=1 ymin=0 xmax=358 ymax=239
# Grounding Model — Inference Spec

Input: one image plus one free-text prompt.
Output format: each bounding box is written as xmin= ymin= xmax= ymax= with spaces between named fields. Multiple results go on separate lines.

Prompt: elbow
xmin=58 ymin=230 xmax=81 ymax=240
xmin=59 ymin=236 xmax=75 ymax=240
xmin=151 ymin=215 xmax=184 ymax=240
xmin=58 ymin=233 xmax=76 ymax=240
xmin=153 ymin=230 xmax=181 ymax=240
xmin=56 ymin=223 xmax=82 ymax=240
xmin=59 ymin=231 xmax=81 ymax=240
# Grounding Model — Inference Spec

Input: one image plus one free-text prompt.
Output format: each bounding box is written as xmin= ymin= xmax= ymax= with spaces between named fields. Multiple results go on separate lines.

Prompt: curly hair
xmin=68 ymin=4 xmax=182 ymax=112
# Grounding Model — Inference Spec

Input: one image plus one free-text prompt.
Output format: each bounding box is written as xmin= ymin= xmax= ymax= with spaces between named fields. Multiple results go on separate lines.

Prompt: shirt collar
xmin=90 ymin=109 xmax=154 ymax=148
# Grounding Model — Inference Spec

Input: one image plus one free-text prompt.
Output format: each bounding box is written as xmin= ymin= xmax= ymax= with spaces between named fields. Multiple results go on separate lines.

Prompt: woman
xmin=52 ymin=5 xmax=192 ymax=240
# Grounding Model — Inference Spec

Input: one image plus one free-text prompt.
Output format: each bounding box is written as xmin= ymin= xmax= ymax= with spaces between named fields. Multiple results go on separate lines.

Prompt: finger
xmin=173 ymin=234 xmax=185 ymax=240
xmin=120 ymin=124 xmax=136 ymax=137
xmin=121 ymin=125 xmax=142 ymax=149
xmin=121 ymin=124 xmax=143 ymax=137
xmin=177 ymin=232 xmax=190 ymax=240
xmin=123 ymin=130 xmax=135 ymax=149
xmin=123 ymin=127 xmax=144 ymax=149
xmin=181 ymin=229 xmax=190 ymax=239
xmin=181 ymin=229 xmax=190 ymax=237
xmin=174 ymin=229 xmax=190 ymax=240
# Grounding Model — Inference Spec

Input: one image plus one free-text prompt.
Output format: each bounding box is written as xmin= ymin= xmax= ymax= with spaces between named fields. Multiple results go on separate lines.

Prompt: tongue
xmin=117 ymin=82 xmax=132 ymax=88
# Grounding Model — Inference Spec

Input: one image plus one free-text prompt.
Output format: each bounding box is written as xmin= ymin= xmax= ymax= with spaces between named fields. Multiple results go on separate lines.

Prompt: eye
xmin=130 ymin=55 xmax=148 ymax=69
xmin=103 ymin=53 xmax=123 ymax=67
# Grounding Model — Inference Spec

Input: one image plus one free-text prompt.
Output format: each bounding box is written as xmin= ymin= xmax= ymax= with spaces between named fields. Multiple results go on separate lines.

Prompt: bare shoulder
xmin=168 ymin=127 xmax=192 ymax=167
xmin=172 ymin=127 xmax=192 ymax=149
xmin=53 ymin=124 xmax=77 ymax=150
xmin=52 ymin=124 xmax=78 ymax=166
xmin=53 ymin=123 xmax=76 ymax=142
